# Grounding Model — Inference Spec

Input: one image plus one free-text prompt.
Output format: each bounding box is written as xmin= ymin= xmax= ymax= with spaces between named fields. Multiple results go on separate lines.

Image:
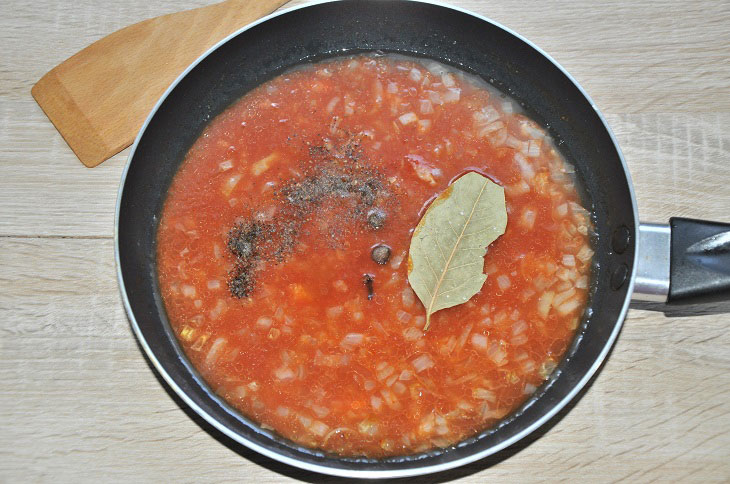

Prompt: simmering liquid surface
xmin=157 ymin=55 xmax=594 ymax=457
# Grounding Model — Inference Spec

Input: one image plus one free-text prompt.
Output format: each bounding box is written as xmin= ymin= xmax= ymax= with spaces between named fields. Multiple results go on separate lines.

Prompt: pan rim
xmin=114 ymin=0 xmax=640 ymax=478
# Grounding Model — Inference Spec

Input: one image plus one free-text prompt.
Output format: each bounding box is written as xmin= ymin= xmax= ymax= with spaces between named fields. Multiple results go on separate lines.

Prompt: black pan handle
xmin=633 ymin=218 xmax=730 ymax=304
xmin=668 ymin=217 xmax=730 ymax=304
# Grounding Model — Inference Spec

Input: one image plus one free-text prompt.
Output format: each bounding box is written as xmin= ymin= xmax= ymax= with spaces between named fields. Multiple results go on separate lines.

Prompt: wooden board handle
xmin=31 ymin=0 xmax=288 ymax=167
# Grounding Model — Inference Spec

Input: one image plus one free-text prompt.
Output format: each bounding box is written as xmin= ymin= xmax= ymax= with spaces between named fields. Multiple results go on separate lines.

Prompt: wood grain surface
xmin=31 ymin=0 xmax=287 ymax=167
xmin=1 ymin=1 xmax=729 ymax=482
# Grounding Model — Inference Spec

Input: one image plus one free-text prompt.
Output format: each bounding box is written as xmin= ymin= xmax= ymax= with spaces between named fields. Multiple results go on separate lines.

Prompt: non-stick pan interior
xmin=117 ymin=0 xmax=637 ymax=476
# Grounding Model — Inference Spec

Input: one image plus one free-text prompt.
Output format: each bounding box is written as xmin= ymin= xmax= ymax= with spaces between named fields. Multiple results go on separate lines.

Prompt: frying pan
xmin=115 ymin=0 xmax=730 ymax=478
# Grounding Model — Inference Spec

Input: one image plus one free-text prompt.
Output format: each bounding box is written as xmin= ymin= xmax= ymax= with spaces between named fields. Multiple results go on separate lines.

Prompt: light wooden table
xmin=2 ymin=1 xmax=729 ymax=482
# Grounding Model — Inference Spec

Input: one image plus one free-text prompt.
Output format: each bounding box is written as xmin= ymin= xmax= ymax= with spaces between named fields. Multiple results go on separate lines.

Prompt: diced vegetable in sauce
xmin=157 ymin=54 xmax=594 ymax=458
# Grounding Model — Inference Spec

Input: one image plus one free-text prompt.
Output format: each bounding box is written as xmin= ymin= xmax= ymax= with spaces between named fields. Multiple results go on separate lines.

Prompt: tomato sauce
xmin=157 ymin=55 xmax=594 ymax=457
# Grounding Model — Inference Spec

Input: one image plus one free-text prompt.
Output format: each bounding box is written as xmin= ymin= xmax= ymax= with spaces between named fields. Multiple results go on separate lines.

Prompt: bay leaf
xmin=407 ymin=172 xmax=507 ymax=330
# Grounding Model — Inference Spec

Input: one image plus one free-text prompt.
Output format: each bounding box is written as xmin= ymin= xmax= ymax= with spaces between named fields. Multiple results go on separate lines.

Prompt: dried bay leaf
xmin=407 ymin=172 xmax=507 ymax=330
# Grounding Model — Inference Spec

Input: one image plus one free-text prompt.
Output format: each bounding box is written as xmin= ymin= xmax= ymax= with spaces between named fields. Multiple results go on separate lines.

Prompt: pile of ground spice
xmin=226 ymin=137 xmax=394 ymax=298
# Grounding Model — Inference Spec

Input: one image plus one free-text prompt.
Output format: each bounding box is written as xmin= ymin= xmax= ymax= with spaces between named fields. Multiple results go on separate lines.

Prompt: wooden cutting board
xmin=31 ymin=0 xmax=288 ymax=167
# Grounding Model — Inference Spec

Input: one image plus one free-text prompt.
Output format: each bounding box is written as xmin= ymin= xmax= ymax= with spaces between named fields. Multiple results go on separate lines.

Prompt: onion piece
xmin=472 ymin=388 xmax=496 ymax=402
xmin=420 ymin=99 xmax=433 ymax=114
xmin=537 ymin=291 xmax=554 ymax=318
xmin=471 ymin=333 xmax=487 ymax=350
xmin=442 ymin=88 xmax=461 ymax=103
xmin=496 ymin=275 xmax=511 ymax=291
xmin=411 ymin=354 xmax=435 ymax=373
xmin=398 ymin=112 xmax=419 ymax=125
xmin=403 ymin=327 xmax=423 ymax=341
xmin=341 ymin=333 xmax=364 ymax=347
xmin=274 ymin=366 xmax=295 ymax=381
xmin=205 ymin=337 xmax=226 ymax=366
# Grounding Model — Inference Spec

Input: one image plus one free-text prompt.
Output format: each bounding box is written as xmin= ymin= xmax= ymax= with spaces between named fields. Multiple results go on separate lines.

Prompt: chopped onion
xmin=309 ymin=420 xmax=329 ymax=438
xmin=181 ymin=284 xmax=196 ymax=298
xmin=576 ymin=276 xmax=589 ymax=289
xmin=398 ymin=112 xmax=418 ymax=125
xmin=562 ymin=254 xmax=576 ymax=267
xmin=537 ymin=291 xmax=554 ymax=318
xmin=486 ymin=341 xmax=507 ymax=366
xmin=387 ymin=82 xmax=398 ymax=94
xmin=256 ymin=316 xmax=273 ymax=329
xmin=523 ymin=383 xmax=538 ymax=395
xmin=380 ymin=388 xmax=401 ymax=410
xmin=419 ymin=413 xmax=435 ymax=434
xmin=233 ymin=386 xmax=247 ymax=399
xmin=326 ymin=96 xmax=340 ymax=113
xmin=399 ymin=369 xmax=413 ymax=381
xmin=520 ymin=209 xmax=536 ymax=230
xmin=401 ymin=287 xmax=416 ymax=307
xmin=456 ymin=323 xmax=473 ymax=351
xmin=276 ymin=406 xmax=290 ymax=417
xmin=396 ymin=309 xmax=412 ymax=324
xmin=209 ymin=299 xmax=227 ymax=320
xmin=511 ymin=333 xmax=528 ymax=346
xmin=556 ymin=203 xmax=569 ymax=218
xmin=475 ymin=105 xmax=500 ymax=124
xmin=326 ymin=306 xmax=344 ymax=319
xmin=409 ymin=68 xmax=422 ymax=82
xmin=370 ymin=395 xmax=383 ymax=411
xmin=527 ymin=139 xmax=541 ymax=157
xmin=207 ymin=280 xmax=221 ymax=290
xmin=390 ymin=251 xmax=405 ymax=269
xmin=556 ymin=298 xmax=581 ymax=315
xmin=219 ymin=159 xmax=233 ymax=171
xmin=497 ymin=275 xmax=511 ymax=291
xmin=274 ymin=366 xmax=295 ymax=381
xmin=472 ymin=388 xmax=496 ymax=402
xmin=478 ymin=120 xmax=504 ymax=137
xmin=386 ymin=374 xmax=398 ymax=387
xmin=221 ymin=174 xmax=241 ymax=196
xmin=521 ymin=359 xmax=536 ymax=373
xmin=442 ymin=88 xmax=461 ymax=103
xmin=403 ymin=327 xmax=423 ymax=341
xmin=310 ymin=404 xmax=330 ymax=418
xmin=358 ymin=419 xmax=379 ymax=436
xmin=393 ymin=382 xmax=406 ymax=395
xmin=374 ymin=79 xmax=383 ymax=103
xmin=441 ymin=73 xmax=456 ymax=87
xmin=251 ymin=152 xmax=278 ymax=177
xmin=428 ymin=90 xmax=442 ymax=105
xmin=577 ymin=245 xmax=595 ymax=263
xmin=471 ymin=333 xmax=488 ymax=350
xmin=505 ymin=135 xmax=525 ymax=151
xmin=514 ymin=152 xmax=535 ymax=180
xmin=411 ymin=354 xmax=435 ymax=373
xmin=205 ymin=337 xmax=226 ymax=366
xmin=420 ymin=99 xmax=433 ymax=114
xmin=364 ymin=380 xmax=376 ymax=391
xmin=417 ymin=119 xmax=432 ymax=133
xmin=512 ymin=320 xmax=528 ymax=336
xmin=377 ymin=364 xmax=395 ymax=381
xmin=506 ymin=180 xmax=531 ymax=197
xmin=342 ymin=333 xmax=364 ymax=346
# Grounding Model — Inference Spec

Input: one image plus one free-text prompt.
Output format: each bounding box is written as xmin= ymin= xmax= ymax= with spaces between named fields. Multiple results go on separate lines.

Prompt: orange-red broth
xmin=157 ymin=55 xmax=594 ymax=457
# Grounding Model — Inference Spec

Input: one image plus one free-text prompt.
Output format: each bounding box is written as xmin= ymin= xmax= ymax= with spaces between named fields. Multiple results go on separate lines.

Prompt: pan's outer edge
xmin=114 ymin=0 xmax=640 ymax=478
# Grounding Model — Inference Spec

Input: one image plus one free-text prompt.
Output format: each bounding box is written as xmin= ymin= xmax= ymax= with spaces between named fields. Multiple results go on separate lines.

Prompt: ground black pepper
xmin=226 ymin=136 xmax=394 ymax=298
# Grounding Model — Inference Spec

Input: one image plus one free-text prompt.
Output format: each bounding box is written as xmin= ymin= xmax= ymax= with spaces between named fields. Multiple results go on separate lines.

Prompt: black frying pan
xmin=115 ymin=0 xmax=730 ymax=478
